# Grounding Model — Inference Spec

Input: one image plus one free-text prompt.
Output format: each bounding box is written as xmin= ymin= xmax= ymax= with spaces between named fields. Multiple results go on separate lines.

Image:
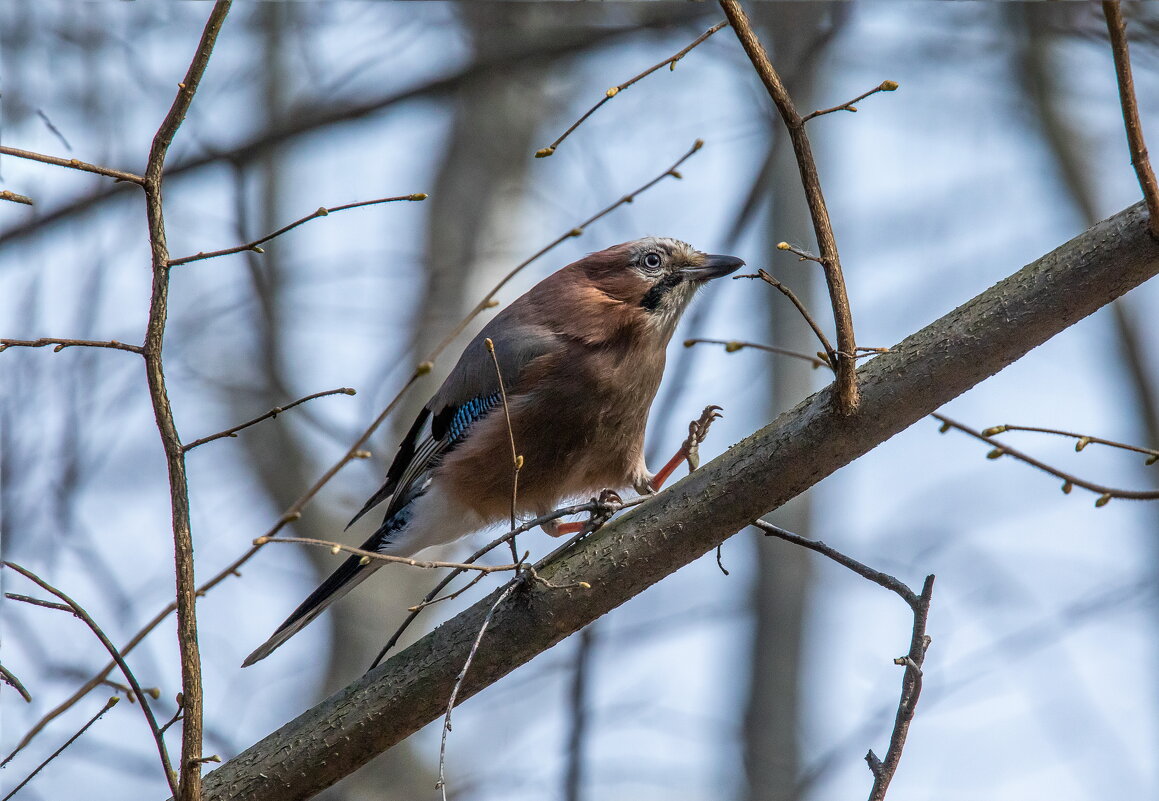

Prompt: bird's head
xmin=577 ymin=236 xmax=745 ymax=336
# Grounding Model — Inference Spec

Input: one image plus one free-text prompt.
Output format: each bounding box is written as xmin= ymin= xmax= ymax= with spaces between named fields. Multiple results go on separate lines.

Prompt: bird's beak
xmin=682 ymin=254 xmax=745 ymax=282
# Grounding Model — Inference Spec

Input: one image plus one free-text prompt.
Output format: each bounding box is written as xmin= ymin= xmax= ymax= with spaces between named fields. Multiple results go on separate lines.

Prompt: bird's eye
xmin=642 ymin=252 xmax=663 ymax=270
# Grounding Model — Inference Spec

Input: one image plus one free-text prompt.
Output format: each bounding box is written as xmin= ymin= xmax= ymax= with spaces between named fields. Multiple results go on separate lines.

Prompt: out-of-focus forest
xmin=2 ymin=3 xmax=1158 ymax=800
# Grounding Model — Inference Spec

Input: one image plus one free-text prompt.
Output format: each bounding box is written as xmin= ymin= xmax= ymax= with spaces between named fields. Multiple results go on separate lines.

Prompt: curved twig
xmin=2 ymin=562 xmax=176 ymax=790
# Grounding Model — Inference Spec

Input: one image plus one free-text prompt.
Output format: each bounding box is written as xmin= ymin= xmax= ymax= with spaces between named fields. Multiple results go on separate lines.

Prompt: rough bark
xmin=199 ymin=200 xmax=1159 ymax=800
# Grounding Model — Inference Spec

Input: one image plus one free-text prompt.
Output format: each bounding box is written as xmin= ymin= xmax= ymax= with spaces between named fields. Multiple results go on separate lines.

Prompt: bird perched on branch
xmin=243 ymin=237 xmax=743 ymax=666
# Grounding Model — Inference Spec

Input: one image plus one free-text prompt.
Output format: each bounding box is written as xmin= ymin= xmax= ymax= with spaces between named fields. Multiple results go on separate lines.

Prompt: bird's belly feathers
xmin=436 ymin=352 xmax=664 ymax=521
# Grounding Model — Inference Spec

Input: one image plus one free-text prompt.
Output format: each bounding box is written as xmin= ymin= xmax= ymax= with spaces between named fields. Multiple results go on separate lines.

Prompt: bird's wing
xmin=242 ymin=319 xmax=561 ymax=668
xmin=346 ymin=319 xmax=560 ymax=531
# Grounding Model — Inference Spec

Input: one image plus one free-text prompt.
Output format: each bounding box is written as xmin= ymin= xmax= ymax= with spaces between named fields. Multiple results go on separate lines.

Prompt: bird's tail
xmin=241 ymin=553 xmax=381 ymax=667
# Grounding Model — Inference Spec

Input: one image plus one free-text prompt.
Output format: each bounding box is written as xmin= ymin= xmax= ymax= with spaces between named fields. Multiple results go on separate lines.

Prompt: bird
xmin=242 ymin=236 xmax=743 ymax=666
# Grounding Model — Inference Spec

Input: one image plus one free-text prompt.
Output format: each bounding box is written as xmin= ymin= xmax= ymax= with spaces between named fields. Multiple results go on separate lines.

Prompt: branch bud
xmin=1095 ymin=493 xmax=1112 ymax=508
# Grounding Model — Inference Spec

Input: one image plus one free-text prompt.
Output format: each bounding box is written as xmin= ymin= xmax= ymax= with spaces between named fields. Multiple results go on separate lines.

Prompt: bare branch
xmin=0 ymin=664 xmax=32 ymax=704
xmin=752 ymin=518 xmax=932 ymax=797
xmin=801 ymin=80 xmax=899 ymax=123
xmin=536 ymin=20 xmax=727 ymax=157
xmin=740 ymin=269 xmax=837 ymax=357
xmin=1103 ymin=1 xmax=1159 ymax=239
xmin=1 ymin=696 xmax=120 ymax=801
xmin=253 ymin=535 xmax=523 ymax=575
xmin=484 ymin=337 xmax=523 ymax=561
xmin=2 ymin=562 xmax=176 ymax=791
xmin=933 ymin=414 xmax=1159 ymax=504
xmin=0 ymin=190 xmax=34 ymax=205
xmin=866 ymin=575 xmax=934 ymax=801
xmin=684 ymin=337 xmax=829 ymax=368
xmin=182 ymin=387 xmax=357 ymax=452
xmin=979 ymin=423 xmax=1159 ymax=464
xmin=436 ymin=581 xmax=518 ymax=800
xmin=752 ymin=519 xmax=918 ymax=609
xmin=5 ymin=592 xmax=77 ymax=615
xmin=140 ymin=3 xmax=233 ymax=798
xmin=720 ymin=0 xmax=859 ymax=414
xmin=167 ymin=194 xmax=427 ymax=266
xmin=0 ymin=338 xmax=143 ymax=355
xmin=0 ymin=144 xmax=145 ymax=185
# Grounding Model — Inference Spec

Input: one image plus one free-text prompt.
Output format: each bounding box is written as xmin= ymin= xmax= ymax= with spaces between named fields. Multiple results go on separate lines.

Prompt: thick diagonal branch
xmin=200 ymin=201 xmax=1159 ymax=801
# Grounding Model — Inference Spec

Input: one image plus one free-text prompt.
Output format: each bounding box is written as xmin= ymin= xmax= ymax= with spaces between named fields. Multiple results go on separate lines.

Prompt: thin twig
xmin=2 ymin=562 xmax=176 ymax=791
xmin=254 ymin=535 xmax=524 ymax=574
xmin=684 ymin=337 xmax=829 ymax=368
xmin=6 ymin=593 xmax=77 ymax=615
xmin=980 ymin=423 xmax=1159 ymax=464
xmin=801 ymin=80 xmax=898 ymax=123
xmin=740 ymin=269 xmax=837 ymax=357
xmin=535 ymin=21 xmax=728 ymax=157
xmin=0 ymin=145 xmax=144 ymax=185
xmin=167 ymin=193 xmax=427 ymax=266
xmin=0 ymin=338 xmax=143 ymax=354
xmin=866 ymin=575 xmax=934 ymax=801
xmin=1 ymin=696 xmax=120 ymax=801
xmin=684 ymin=337 xmax=886 ymax=369
xmin=720 ymin=0 xmax=859 ymax=414
xmin=485 ymin=338 xmax=522 ymax=561
xmin=1102 ymin=1 xmax=1159 ymax=239
xmin=140 ymin=4 xmax=232 ymax=798
xmin=933 ymin=413 xmax=1159 ymax=505
xmin=752 ymin=519 xmax=933 ymax=798
xmin=160 ymin=699 xmax=185 ymax=736
xmin=752 ymin=519 xmax=919 ymax=610
xmin=774 ymin=241 xmax=824 ymax=264
xmin=0 ymin=664 xmax=32 ymax=703
xmin=0 ymin=190 xmax=34 ymax=205
xmin=182 ymin=387 xmax=356 ymax=452
xmin=436 ymin=581 xmax=517 ymax=800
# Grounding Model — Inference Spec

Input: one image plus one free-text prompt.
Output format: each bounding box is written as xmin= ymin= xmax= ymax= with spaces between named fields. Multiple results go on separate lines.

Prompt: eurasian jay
xmin=242 ymin=236 xmax=743 ymax=666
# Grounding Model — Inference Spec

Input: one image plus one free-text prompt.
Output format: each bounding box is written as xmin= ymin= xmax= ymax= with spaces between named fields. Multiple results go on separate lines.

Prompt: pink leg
xmin=650 ymin=404 xmax=723 ymax=491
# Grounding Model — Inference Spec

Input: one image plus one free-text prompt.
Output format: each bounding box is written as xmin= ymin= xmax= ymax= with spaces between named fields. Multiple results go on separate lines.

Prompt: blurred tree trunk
xmin=1020 ymin=1 xmax=1159 ymax=750
xmin=743 ymin=7 xmax=844 ymax=800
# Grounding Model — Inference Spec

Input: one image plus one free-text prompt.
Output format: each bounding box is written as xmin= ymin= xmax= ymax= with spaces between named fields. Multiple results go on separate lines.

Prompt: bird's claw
xmin=682 ymin=404 xmax=723 ymax=472
xmin=541 ymin=490 xmax=624 ymax=538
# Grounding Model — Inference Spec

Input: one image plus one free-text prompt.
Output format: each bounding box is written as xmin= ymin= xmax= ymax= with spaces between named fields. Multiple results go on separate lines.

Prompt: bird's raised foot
xmin=649 ymin=404 xmax=724 ymax=491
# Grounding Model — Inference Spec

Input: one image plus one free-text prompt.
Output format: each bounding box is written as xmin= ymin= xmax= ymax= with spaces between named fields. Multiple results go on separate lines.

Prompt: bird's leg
xmin=541 ymin=490 xmax=624 ymax=537
xmin=648 ymin=404 xmax=723 ymax=491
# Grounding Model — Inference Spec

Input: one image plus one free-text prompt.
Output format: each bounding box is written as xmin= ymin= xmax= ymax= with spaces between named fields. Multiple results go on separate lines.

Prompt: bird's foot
xmin=649 ymin=404 xmax=723 ymax=491
xmin=541 ymin=490 xmax=624 ymax=537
